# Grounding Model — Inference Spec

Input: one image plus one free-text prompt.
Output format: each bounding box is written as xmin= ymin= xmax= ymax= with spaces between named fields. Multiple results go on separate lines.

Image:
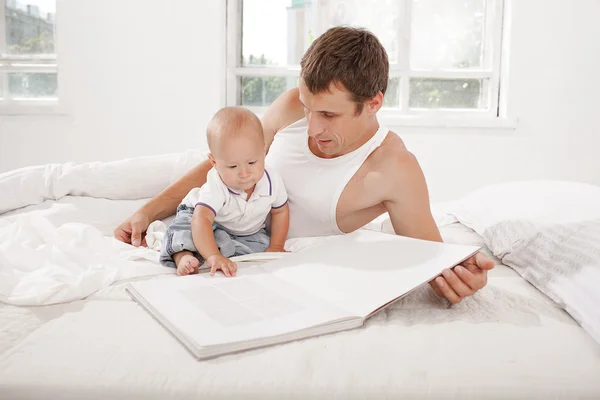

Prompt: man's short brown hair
xmin=300 ymin=26 xmax=389 ymax=114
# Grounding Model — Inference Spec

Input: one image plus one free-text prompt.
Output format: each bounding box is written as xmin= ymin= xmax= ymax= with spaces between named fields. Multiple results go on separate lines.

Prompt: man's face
xmin=298 ymin=81 xmax=376 ymax=157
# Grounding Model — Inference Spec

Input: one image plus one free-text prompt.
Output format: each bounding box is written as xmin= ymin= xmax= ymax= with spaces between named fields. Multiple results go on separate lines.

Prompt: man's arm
xmin=382 ymin=151 xmax=442 ymax=243
xmin=114 ymin=159 xmax=212 ymax=246
xmin=382 ymin=149 xmax=494 ymax=304
xmin=115 ymin=87 xmax=303 ymax=247
xmin=261 ymin=88 xmax=305 ymax=152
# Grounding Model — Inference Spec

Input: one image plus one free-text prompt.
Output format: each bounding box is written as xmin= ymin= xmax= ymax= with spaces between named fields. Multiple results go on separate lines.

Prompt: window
xmin=227 ymin=0 xmax=507 ymax=125
xmin=0 ymin=0 xmax=58 ymax=114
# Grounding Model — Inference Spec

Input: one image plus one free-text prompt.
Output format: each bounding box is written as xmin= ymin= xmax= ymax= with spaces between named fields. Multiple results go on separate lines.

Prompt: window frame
xmin=226 ymin=0 xmax=514 ymax=129
xmin=0 ymin=1 xmax=62 ymax=116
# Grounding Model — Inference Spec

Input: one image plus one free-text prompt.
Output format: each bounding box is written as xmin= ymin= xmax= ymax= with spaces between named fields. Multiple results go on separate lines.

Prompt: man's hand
xmin=265 ymin=246 xmax=287 ymax=253
xmin=206 ymin=254 xmax=238 ymax=277
xmin=430 ymin=252 xmax=495 ymax=304
xmin=113 ymin=211 xmax=150 ymax=247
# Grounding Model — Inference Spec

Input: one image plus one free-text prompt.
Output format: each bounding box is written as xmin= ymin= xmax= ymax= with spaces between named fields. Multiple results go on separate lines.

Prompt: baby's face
xmin=212 ymin=133 xmax=266 ymax=192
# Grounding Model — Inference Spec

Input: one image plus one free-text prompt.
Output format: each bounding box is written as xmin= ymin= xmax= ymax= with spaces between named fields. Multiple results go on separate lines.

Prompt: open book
xmin=126 ymin=230 xmax=479 ymax=360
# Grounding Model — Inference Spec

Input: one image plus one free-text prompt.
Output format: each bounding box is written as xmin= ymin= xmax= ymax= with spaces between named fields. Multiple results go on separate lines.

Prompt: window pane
xmin=242 ymin=0 xmax=303 ymax=67
xmin=8 ymin=72 xmax=57 ymax=98
xmin=240 ymin=76 xmax=297 ymax=107
xmin=383 ymin=77 xmax=400 ymax=108
xmin=410 ymin=0 xmax=486 ymax=69
xmin=409 ymin=78 xmax=486 ymax=109
xmin=242 ymin=0 xmax=401 ymax=67
xmin=5 ymin=0 xmax=56 ymax=54
xmin=315 ymin=0 xmax=401 ymax=64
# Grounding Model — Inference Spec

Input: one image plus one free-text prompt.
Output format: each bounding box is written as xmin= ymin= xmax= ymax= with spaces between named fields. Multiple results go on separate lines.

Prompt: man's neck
xmin=314 ymin=119 xmax=380 ymax=159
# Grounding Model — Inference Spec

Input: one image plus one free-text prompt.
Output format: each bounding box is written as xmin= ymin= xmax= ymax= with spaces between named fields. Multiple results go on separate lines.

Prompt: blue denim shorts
xmin=159 ymin=204 xmax=270 ymax=268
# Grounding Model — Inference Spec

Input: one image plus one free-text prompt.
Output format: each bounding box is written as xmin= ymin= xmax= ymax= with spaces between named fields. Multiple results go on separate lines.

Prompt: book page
xmin=130 ymin=265 xmax=354 ymax=347
xmin=197 ymin=252 xmax=289 ymax=271
xmin=180 ymin=277 xmax=303 ymax=327
xmin=261 ymin=230 xmax=479 ymax=318
xmin=229 ymin=252 xmax=289 ymax=263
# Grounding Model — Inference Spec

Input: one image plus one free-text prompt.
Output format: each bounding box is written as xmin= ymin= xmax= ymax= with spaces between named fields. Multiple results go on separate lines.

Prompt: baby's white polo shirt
xmin=181 ymin=167 xmax=288 ymax=236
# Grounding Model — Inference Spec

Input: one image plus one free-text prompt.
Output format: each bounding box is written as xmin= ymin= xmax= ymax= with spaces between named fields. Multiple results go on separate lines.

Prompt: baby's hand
xmin=206 ymin=254 xmax=238 ymax=277
xmin=265 ymin=246 xmax=287 ymax=253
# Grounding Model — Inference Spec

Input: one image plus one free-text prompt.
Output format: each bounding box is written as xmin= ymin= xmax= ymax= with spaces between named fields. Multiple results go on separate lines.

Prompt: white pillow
xmin=447 ymin=180 xmax=600 ymax=346
xmin=482 ymin=218 xmax=600 ymax=346
xmin=0 ymin=150 xmax=206 ymax=215
xmin=446 ymin=180 xmax=600 ymax=236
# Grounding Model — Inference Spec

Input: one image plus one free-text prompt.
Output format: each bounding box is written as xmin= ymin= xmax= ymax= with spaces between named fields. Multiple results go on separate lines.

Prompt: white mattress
xmin=1 ymin=197 xmax=600 ymax=400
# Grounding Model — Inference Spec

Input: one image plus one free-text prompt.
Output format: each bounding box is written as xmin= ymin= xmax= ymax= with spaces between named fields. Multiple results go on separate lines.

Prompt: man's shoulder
xmin=361 ymin=131 xmax=425 ymax=203
xmin=262 ymin=88 xmax=305 ymax=141
xmin=369 ymin=131 xmax=420 ymax=174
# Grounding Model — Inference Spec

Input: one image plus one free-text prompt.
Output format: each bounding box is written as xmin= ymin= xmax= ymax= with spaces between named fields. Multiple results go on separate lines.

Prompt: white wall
xmin=0 ymin=0 xmax=225 ymax=172
xmin=402 ymin=0 xmax=600 ymax=201
xmin=1 ymin=0 xmax=599 ymax=202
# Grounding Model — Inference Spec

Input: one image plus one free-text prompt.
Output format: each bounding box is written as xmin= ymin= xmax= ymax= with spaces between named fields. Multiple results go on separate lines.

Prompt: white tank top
xmin=265 ymin=117 xmax=389 ymax=238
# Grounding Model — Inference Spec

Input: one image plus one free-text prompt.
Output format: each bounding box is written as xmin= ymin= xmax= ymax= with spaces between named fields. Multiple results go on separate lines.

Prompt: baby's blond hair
xmin=206 ymin=107 xmax=264 ymax=156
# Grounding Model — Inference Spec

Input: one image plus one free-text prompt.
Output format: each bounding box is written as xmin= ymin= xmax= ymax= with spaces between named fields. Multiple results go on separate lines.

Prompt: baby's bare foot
xmin=176 ymin=254 xmax=200 ymax=276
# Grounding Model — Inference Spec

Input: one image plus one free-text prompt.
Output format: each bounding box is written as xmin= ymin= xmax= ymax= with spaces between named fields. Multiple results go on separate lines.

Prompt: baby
xmin=160 ymin=107 xmax=289 ymax=277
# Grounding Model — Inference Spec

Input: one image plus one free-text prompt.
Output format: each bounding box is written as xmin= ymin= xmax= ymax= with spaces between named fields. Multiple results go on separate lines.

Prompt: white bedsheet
xmin=1 ymin=158 xmax=600 ymax=399
xmin=0 ymin=214 xmax=167 ymax=306
xmin=1 ymin=198 xmax=599 ymax=399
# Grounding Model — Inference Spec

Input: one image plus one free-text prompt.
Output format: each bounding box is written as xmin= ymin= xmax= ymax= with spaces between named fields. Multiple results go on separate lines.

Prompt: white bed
xmin=1 ymin=157 xmax=600 ymax=399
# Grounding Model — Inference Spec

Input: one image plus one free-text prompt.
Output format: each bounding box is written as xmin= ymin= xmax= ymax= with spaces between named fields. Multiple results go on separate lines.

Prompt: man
xmin=115 ymin=26 xmax=494 ymax=304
